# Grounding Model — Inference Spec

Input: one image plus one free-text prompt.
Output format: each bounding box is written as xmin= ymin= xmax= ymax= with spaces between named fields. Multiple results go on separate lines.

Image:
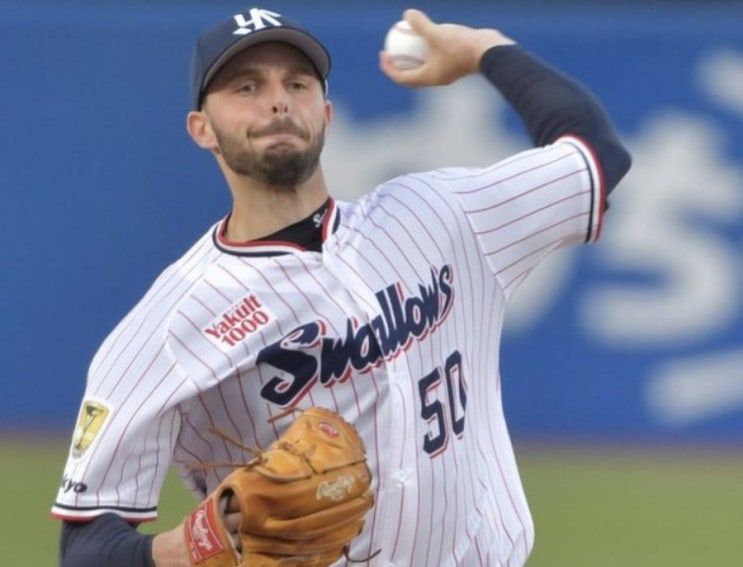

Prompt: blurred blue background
xmin=2 ymin=0 xmax=742 ymax=446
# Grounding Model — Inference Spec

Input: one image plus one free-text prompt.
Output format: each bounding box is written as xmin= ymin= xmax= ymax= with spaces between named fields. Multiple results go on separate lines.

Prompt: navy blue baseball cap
xmin=190 ymin=7 xmax=331 ymax=109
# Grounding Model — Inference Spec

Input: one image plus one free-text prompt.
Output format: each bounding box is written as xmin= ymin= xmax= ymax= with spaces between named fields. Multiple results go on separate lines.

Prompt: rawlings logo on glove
xmin=184 ymin=407 xmax=376 ymax=567
xmin=186 ymin=502 xmax=228 ymax=562
xmin=316 ymin=475 xmax=357 ymax=501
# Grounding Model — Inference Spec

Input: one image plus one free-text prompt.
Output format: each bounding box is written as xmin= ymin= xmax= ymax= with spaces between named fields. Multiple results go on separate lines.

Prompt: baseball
xmin=384 ymin=20 xmax=428 ymax=70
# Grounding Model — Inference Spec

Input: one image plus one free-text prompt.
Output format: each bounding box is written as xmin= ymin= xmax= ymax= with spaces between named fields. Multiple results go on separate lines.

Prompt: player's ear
xmin=186 ymin=110 xmax=217 ymax=150
xmin=323 ymin=99 xmax=333 ymax=133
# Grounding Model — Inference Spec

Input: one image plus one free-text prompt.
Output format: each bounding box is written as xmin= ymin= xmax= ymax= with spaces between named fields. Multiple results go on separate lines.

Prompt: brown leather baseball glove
xmin=184 ymin=407 xmax=375 ymax=566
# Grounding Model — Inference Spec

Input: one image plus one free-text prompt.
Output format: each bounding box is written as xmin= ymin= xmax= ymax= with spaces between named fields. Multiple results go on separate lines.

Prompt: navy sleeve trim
xmin=479 ymin=45 xmax=631 ymax=195
xmin=52 ymin=501 xmax=158 ymax=523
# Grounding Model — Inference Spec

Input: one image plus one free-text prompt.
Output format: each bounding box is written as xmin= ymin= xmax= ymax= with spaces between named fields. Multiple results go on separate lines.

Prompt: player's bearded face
xmin=213 ymin=117 xmax=325 ymax=187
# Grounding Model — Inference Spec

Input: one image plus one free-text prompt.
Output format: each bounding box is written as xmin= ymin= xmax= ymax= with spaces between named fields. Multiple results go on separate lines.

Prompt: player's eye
xmin=288 ymin=79 xmax=309 ymax=92
xmin=236 ymin=80 xmax=259 ymax=93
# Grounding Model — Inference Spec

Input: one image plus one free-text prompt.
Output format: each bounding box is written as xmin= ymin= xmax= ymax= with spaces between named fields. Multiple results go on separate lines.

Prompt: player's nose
xmin=265 ymin=82 xmax=290 ymax=115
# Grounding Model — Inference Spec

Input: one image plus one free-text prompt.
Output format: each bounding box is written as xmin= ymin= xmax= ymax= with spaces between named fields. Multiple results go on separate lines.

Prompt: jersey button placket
xmin=324 ymin=243 xmax=407 ymax=557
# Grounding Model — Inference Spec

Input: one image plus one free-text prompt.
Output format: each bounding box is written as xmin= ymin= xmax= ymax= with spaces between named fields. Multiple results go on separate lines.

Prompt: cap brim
xmin=201 ymin=27 xmax=330 ymax=96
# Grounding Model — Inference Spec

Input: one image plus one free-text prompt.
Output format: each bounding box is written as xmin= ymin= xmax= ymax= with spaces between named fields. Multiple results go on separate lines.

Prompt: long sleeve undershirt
xmin=60 ymin=514 xmax=155 ymax=567
xmin=479 ymin=44 xmax=631 ymax=193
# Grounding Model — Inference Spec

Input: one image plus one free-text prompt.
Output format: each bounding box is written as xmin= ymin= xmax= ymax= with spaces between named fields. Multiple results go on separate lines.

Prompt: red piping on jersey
xmin=320 ymin=198 xmax=337 ymax=241
xmin=558 ymin=134 xmax=606 ymax=241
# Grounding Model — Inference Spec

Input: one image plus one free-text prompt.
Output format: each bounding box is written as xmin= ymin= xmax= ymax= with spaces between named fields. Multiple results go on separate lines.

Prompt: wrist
xmin=152 ymin=523 xmax=190 ymax=567
xmin=472 ymin=29 xmax=516 ymax=70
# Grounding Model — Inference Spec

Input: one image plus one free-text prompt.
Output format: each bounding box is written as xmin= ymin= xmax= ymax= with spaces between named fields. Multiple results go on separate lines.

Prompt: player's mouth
xmin=251 ymin=120 xmax=308 ymax=142
xmin=259 ymin=133 xmax=302 ymax=144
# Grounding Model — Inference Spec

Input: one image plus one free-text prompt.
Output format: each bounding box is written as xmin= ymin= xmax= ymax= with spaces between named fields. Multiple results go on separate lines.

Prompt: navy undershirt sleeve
xmin=60 ymin=515 xmax=156 ymax=567
xmin=479 ymin=45 xmax=631 ymax=194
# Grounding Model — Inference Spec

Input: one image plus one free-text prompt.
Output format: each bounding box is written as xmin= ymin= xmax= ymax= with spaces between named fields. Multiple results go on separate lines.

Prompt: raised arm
xmin=380 ymin=9 xmax=631 ymax=194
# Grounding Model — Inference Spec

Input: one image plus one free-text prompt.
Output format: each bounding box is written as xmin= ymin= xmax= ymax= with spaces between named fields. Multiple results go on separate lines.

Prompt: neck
xmin=223 ymin=167 xmax=330 ymax=242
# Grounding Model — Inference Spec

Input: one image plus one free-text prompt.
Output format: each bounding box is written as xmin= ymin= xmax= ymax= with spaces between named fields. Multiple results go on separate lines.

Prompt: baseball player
xmin=53 ymin=6 xmax=631 ymax=567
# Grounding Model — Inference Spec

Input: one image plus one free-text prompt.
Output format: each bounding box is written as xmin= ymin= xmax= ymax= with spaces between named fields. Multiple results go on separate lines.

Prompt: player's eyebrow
xmin=220 ymin=61 xmax=320 ymax=85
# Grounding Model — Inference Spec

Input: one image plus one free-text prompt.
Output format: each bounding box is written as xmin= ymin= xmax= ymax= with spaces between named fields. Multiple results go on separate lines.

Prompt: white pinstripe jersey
xmin=52 ymin=136 xmax=604 ymax=566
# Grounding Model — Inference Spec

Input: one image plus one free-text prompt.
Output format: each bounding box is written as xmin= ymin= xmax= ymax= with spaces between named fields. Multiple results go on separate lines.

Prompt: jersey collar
xmin=212 ymin=198 xmax=340 ymax=257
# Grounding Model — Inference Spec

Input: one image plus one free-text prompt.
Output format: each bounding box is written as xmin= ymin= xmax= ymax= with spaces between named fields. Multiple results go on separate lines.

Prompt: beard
xmin=214 ymin=118 xmax=324 ymax=188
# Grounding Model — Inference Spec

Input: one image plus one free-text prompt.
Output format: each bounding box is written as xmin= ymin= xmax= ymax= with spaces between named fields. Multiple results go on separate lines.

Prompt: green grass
xmin=519 ymin=444 xmax=743 ymax=567
xmin=4 ymin=435 xmax=741 ymax=566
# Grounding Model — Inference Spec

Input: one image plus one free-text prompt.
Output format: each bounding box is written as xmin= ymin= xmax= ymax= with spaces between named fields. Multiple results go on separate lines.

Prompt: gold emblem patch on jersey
xmin=71 ymin=400 xmax=110 ymax=458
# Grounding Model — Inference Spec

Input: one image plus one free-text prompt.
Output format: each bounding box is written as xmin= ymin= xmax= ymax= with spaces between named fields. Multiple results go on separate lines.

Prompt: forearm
xmin=60 ymin=515 xmax=157 ymax=567
xmin=480 ymin=45 xmax=631 ymax=192
xmin=60 ymin=516 xmax=193 ymax=567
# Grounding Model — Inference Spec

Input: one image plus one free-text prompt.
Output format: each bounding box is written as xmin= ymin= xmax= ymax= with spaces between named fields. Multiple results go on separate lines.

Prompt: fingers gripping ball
xmin=184 ymin=407 xmax=375 ymax=566
xmin=384 ymin=20 xmax=429 ymax=69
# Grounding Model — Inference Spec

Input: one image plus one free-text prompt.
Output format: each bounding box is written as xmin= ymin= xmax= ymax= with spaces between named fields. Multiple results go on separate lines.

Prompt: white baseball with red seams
xmin=384 ymin=20 xmax=428 ymax=69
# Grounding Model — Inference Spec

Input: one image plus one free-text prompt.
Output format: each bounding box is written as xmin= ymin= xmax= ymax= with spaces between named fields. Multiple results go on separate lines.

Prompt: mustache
xmin=250 ymin=119 xmax=308 ymax=140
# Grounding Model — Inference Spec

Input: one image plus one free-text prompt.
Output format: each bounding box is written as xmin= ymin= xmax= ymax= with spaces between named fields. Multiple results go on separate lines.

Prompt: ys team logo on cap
xmin=232 ymin=8 xmax=283 ymax=36
xmin=72 ymin=400 xmax=110 ymax=458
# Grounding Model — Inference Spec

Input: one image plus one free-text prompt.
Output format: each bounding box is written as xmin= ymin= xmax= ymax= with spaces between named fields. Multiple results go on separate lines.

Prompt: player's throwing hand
xmin=380 ymin=9 xmax=515 ymax=87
